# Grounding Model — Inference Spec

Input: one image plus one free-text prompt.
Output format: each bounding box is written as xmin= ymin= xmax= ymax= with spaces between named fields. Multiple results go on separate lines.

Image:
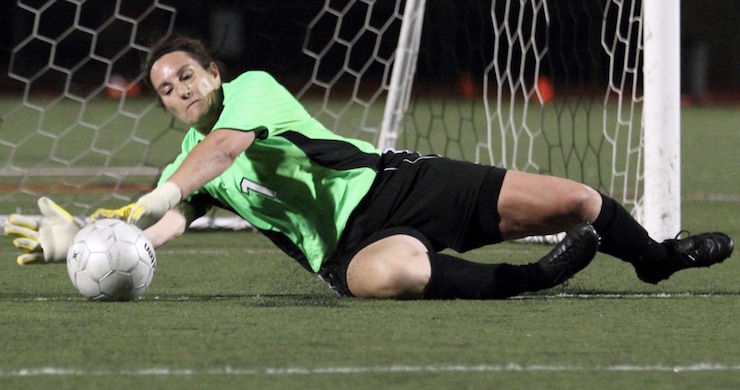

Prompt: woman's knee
xmin=561 ymin=183 xmax=602 ymax=222
xmin=346 ymin=235 xmax=431 ymax=299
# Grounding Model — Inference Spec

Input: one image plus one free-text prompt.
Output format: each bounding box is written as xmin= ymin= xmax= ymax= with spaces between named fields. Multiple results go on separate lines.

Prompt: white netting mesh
xmin=298 ymin=0 xmax=644 ymax=206
xmin=297 ymin=0 xmax=404 ymax=144
xmin=1 ymin=0 xmax=646 ymax=235
xmin=1 ymin=0 xmax=179 ymax=217
xmin=405 ymin=0 xmax=643 ymax=205
xmin=295 ymin=0 xmax=645 ymax=242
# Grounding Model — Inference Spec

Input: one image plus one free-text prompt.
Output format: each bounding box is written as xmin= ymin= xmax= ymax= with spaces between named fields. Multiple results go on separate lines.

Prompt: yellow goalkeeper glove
xmin=89 ymin=203 xmax=135 ymax=221
xmin=4 ymin=197 xmax=81 ymax=265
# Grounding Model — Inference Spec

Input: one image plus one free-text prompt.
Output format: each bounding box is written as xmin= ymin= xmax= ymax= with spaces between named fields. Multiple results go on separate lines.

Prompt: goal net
xmin=298 ymin=0 xmax=679 ymax=241
xmin=1 ymin=0 xmax=679 ymax=239
xmin=0 ymin=0 xmax=184 ymax=224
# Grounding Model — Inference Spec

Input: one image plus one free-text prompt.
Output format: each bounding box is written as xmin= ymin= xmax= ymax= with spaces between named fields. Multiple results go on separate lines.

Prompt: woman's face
xmin=149 ymin=51 xmax=222 ymax=128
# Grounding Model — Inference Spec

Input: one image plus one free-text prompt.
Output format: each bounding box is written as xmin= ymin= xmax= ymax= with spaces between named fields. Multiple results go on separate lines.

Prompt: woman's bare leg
xmin=496 ymin=170 xmax=602 ymax=239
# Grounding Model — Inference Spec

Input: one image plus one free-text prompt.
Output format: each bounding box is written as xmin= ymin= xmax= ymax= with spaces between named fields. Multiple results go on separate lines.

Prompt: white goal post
xmin=1 ymin=0 xmax=680 ymax=241
xmin=642 ymin=0 xmax=681 ymax=240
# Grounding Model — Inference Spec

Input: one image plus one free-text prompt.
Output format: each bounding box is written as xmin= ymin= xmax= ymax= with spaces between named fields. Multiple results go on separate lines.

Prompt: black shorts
xmin=319 ymin=151 xmax=507 ymax=296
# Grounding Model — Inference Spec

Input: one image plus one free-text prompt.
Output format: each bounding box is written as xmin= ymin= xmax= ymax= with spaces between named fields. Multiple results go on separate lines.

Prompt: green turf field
xmin=1 ymin=104 xmax=739 ymax=389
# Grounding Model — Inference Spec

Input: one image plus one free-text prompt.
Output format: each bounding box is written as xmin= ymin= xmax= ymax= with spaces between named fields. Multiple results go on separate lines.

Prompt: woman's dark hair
xmin=142 ymin=35 xmax=223 ymax=89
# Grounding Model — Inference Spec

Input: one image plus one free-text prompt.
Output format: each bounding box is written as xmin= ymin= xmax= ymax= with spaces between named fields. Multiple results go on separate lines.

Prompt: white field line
xmin=2 ymin=363 xmax=740 ymax=378
xmin=6 ymin=292 xmax=737 ymax=303
xmin=0 ymin=215 xmax=253 ymax=231
xmin=155 ymin=248 xmax=282 ymax=256
xmin=0 ymin=167 xmax=161 ymax=177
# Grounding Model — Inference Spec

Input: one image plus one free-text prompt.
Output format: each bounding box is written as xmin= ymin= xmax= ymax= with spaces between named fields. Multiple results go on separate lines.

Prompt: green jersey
xmin=159 ymin=71 xmax=381 ymax=272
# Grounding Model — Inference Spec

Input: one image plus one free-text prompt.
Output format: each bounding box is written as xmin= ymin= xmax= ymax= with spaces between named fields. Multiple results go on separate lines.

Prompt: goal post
xmin=377 ymin=0 xmax=426 ymax=151
xmin=642 ymin=0 xmax=681 ymax=240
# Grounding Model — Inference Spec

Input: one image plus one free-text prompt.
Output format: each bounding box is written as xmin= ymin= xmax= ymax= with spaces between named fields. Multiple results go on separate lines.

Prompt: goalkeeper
xmin=6 ymin=36 xmax=734 ymax=299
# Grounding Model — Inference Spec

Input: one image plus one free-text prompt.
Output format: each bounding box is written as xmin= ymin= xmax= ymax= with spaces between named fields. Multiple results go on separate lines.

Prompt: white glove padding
xmin=127 ymin=181 xmax=182 ymax=230
xmin=4 ymin=197 xmax=81 ymax=265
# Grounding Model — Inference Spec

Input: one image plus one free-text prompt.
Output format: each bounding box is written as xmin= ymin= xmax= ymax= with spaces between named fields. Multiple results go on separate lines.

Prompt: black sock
xmin=591 ymin=193 xmax=667 ymax=264
xmin=424 ymin=253 xmax=547 ymax=300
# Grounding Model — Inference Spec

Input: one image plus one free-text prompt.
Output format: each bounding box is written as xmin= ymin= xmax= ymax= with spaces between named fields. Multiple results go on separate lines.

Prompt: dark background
xmin=0 ymin=0 xmax=737 ymax=100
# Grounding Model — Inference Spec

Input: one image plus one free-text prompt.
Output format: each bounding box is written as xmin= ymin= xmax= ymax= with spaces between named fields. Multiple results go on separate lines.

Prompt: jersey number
xmin=240 ymin=178 xmax=277 ymax=198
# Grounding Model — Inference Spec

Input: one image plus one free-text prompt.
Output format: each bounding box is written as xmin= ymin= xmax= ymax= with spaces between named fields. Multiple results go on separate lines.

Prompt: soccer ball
xmin=66 ymin=219 xmax=156 ymax=301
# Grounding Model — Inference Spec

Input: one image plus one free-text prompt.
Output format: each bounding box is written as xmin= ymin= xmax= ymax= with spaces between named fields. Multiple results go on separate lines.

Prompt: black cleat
xmin=537 ymin=222 xmax=600 ymax=288
xmin=635 ymin=232 xmax=734 ymax=284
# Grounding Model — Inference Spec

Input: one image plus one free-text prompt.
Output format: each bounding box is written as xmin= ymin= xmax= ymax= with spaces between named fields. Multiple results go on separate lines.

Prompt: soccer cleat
xmin=537 ymin=222 xmax=600 ymax=288
xmin=635 ymin=232 xmax=734 ymax=284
